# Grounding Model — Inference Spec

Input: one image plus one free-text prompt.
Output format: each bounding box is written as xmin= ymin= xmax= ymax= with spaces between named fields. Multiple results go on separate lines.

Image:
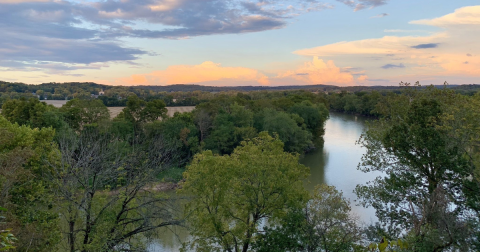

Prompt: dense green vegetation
xmin=0 ymin=82 xmax=479 ymax=251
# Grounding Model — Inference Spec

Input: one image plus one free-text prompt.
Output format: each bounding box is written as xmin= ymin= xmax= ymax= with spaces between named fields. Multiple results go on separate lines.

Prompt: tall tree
xmin=0 ymin=115 xmax=60 ymax=251
xmin=60 ymin=98 xmax=110 ymax=130
xmin=254 ymin=185 xmax=362 ymax=252
xmin=180 ymin=132 xmax=309 ymax=252
xmin=355 ymin=86 xmax=479 ymax=251
xmin=46 ymin=129 xmax=181 ymax=252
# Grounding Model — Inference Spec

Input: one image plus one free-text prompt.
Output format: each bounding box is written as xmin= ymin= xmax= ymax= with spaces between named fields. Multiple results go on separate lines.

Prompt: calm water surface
xmin=149 ymin=112 xmax=378 ymax=251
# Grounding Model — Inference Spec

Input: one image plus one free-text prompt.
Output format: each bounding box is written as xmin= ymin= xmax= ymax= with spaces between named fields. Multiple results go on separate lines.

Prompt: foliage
xmin=0 ymin=115 xmax=61 ymax=251
xmin=60 ymin=98 xmax=110 ymax=130
xmin=47 ymin=129 xmax=181 ymax=251
xmin=0 ymin=207 xmax=16 ymax=251
xmin=180 ymin=132 xmax=310 ymax=252
xmin=120 ymin=95 xmax=167 ymax=125
xmin=1 ymin=97 xmax=63 ymax=129
xmin=355 ymin=86 xmax=479 ymax=251
xmin=257 ymin=108 xmax=313 ymax=153
xmin=288 ymin=100 xmax=329 ymax=136
xmin=254 ymin=184 xmax=362 ymax=252
xmin=145 ymin=112 xmax=200 ymax=168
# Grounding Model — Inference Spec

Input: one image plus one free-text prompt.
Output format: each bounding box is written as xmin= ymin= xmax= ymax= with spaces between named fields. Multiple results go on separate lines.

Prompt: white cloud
xmin=294 ymin=5 xmax=480 ymax=83
xmin=410 ymin=5 xmax=480 ymax=27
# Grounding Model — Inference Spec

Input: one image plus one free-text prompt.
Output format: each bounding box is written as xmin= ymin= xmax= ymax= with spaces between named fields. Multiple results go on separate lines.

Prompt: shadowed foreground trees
xmin=0 ymin=115 xmax=60 ymax=251
xmin=47 ymin=129 xmax=181 ymax=252
xmin=180 ymin=132 xmax=310 ymax=252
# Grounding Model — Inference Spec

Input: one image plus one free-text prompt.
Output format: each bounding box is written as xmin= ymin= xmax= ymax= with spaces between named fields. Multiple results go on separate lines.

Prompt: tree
xmin=205 ymin=103 xmax=257 ymax=155
xmin=144 ymin=112 xmax=200 ymax=168
xmin=288 ymin=100 xmax=329 ymax=136
xmin=257 ymin=108 xmax=313 ymax=153
xmin=1 ymin=98 xmax=60 ymax=129
xmin=355 ymin=86 xmax=478 ymax=251
xmin=120 ymin=95 xmax=167 ymax=124
xmin=0 ymin=207 xmax=16 ymax=251
xmin=254 ymin=185 xmax=362 ymax=252
xmin=0 ymin=115 xmax=60 ymax=251
xmin=60 ymin=98 xmax=110 ymax=130
xmin=46 ymin=129 xmax=181 ymax=252
xmin=180 ymin=132 xmax=310 ymax=252
xmin=193 ymin=108 xmax=212 ymax=142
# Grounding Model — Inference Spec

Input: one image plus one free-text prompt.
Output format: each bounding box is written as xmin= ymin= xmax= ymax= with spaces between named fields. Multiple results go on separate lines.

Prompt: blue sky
xmin=1 ymin=0 xmax=479 ymax=86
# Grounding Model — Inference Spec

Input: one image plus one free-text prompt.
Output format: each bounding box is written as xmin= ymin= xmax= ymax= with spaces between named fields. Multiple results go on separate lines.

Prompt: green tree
xmin=180 ymin=132 xmax=309 ymax=252
xmin=120 ymin=95 xmax=167 ymax=125
xmin=145 ymin=112 xmax=200 ymax=168
xmin=0 ymin=115 xmax=60 ymax=251
xmin=60 ymin=98 xmax=110 ymax=130
xmin=254 ymin=184 xmax=362 ymax=252
xmin=47 ymin=129 xmax=181 ymax=252
xmin=288 ymin=100 xmax=329 ymax=136
xmin=257 ymin=108 xmax=313 ymax=153
xmin=355 ymin=86 xmax=478 ymax=251
xmin=1 ymin=98 xmax=61 ymax=129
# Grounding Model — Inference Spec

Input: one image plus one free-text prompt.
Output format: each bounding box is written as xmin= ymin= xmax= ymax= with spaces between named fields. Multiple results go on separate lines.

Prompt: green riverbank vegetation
xmin=0 ymin=82 xmax=479 ymax=251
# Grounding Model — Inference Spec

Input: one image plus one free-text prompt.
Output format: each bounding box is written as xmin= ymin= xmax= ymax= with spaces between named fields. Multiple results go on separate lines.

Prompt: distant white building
xmin=99 ymin=89 xmax=105 ymax=96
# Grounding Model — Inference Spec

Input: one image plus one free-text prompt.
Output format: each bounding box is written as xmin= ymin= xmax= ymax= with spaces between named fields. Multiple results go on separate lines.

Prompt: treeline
xmin=2 ymin=80 xmax=480 ymax=108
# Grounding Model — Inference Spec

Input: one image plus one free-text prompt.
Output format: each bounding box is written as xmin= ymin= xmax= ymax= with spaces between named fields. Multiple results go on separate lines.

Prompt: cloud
xmin=381 ymin=63 xmax=405 ymax=69
xmin=294 ymin=33 xmax=447 ymax=56
xmin=81 ymin=0 xmax=332 ymax=39
xmin=411 ymin=43 xmax=439 ymax=49
xmin=384 ymin=29 xmax=428 ymax=33
xmin=0 ymin=0 xmax=48 ymax=3
xmin=337 ymin=0 xmax=389 ymax=11
xmin=371 ymin=13 xmax=389 ymax=18
xmin=116 ymin=61 xmax=270 ymax=86
xmin=0 ymin=32 xmax=146 ymax=69
xmin=115 ymin=58 xmax=362 ymax=86
xmin=0 ymin=0 xmax=335 ymax=74
xmin=294 ymin=5 xmax=480 ymax=82
xmin=274 ymin=57 xmax=356 ymax=85
xmin=410 ymin=5 xmax=480 ymax=27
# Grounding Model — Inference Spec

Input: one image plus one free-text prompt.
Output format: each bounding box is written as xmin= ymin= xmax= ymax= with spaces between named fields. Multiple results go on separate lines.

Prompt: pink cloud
xmin=273 ymin=57 xmax=357 ymax=85
xmin=115 ymin=61 xmax=270 ymax=86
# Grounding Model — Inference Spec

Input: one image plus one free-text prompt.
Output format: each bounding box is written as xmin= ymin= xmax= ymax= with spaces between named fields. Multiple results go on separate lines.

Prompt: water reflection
xmin=146 ymin=226 xmax=189 ymax=252
xmin=302 ymin=112 xmax=378 ymax=223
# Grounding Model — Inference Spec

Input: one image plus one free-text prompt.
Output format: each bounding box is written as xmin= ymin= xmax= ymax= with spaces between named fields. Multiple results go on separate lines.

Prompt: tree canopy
xmin=180 ymin=132 xmax=310 ymax=252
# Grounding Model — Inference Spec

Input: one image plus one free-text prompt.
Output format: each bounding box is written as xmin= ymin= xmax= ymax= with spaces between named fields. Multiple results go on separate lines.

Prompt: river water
xmin=148 ymin=112 xmax=378 ymax=251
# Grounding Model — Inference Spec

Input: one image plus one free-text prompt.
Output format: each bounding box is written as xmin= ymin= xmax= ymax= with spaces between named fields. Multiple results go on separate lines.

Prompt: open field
xmin=43 ymin=100 xmax=195 ymax=118
xmin=107 ymin=106 xmax=195 ymax=118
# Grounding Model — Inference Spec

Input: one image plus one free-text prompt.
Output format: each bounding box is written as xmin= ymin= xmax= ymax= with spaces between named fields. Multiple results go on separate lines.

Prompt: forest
xmin=0 ymin=82 xmax=479 ymax=251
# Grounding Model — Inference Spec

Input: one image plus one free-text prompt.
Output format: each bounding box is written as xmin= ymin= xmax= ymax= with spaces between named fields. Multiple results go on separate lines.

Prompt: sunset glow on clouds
xmin=118 ymin=61 xmax=270 ymax=86
xmin=116 ymin=57 xmax=358 ymax=86
xmin=0 ymin=0 xmax=479 ymax=86
xmin=274 ymin=57 xmax=356 ymax=85
xmin=294 ymin=5 xmax=480 ymax=84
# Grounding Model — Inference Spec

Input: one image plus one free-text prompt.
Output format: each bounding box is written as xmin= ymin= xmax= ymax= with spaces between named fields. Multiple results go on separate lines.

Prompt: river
xmin=148 ymin=112 xmax=378 ymax=251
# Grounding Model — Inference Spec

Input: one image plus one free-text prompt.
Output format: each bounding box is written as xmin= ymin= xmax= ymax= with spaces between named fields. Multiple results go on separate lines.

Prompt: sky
xmin=1 ymin=0 xmax=479 ymax=87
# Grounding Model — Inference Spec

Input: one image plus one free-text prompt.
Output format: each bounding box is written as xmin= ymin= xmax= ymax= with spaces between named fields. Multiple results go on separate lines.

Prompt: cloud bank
xmin=294 ymin=5 xmax=480 ymax=83
xmin=115 ymin=57 xmax=360 ymax=86
xmin=0 ymin=0 xmax=334 ymax=74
